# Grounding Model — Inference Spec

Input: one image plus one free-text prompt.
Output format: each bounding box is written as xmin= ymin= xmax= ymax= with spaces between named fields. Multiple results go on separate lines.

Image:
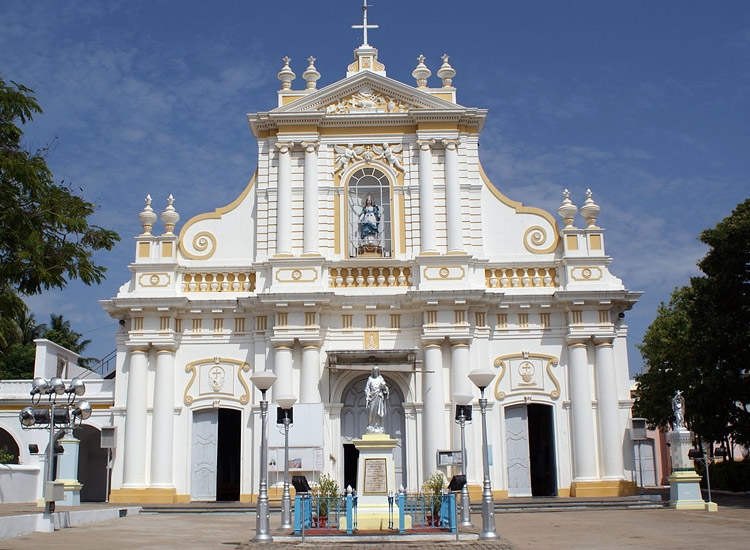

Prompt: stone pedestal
xmin=56 ymin=434 xmax=82 ymax=506
xmin=344 ymin=433 xmax=411 ymax=530
xmin=667 ymin=429 xmax=707 ymax=510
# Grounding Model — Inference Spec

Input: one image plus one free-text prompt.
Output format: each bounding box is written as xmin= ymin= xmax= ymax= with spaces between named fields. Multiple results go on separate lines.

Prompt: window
xmin=347 ymin=167 xmax=392 ymax=258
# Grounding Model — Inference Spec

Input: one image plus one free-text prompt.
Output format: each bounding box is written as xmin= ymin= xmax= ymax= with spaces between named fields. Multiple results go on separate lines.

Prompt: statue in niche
xmin=672 ymin=390 xmax=686 ymax=430
xmin=350 ymin=195 xmax=383 ymax=256
xmin=365 ymin=366 xmax=389 ymax=434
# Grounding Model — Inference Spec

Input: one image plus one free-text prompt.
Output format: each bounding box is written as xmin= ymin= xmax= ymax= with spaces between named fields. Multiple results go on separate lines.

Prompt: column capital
xmin=442 ymin=138 xmax=460 ymax=150
xmin=275 ymin=141 xmax=294 ymax=154
xmin=154 ymin=346 xmax=177 ymax=354
xmin=302 ymin=141 xmax=319 ymax=152
xmin=422 ymin=337 xmax=444 ymax=348
xmin=449 ymin=338 xmax=471 ymax=347
xmin=417 ymin=139 xmax=435 ymax=151
xmin=594 ymin=337 xmax=614 ymax=347
xmin=126 ymin=343 xmax=150 ymax=353
xmin=566 ymin=340 xmax=589 ymax=349
xmin=300 ymin=341 xmax=321 ymax=349
xmin=271 ymin=337 xmax=295 ymax=349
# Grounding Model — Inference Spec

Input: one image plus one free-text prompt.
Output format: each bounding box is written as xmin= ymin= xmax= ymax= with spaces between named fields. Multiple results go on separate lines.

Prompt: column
xmin=275 ymin=141 xmax=293 ymax=256
xmin=302 ymin=142 xmax=320 ymax=255
xmin=594 ymin=338 xmax=625 ymax=479
xmin=422 ymin=341 xmax=446 ymax=474
xmin=300 ymin=343 xmax=322 ymax=403
xmin=273 ymin=343 xmax=294 ymax=399
xmin=150 ymin=348 xmax=176 ymax=488
xmin=417 ymin=140 xmax=437 ymax=254
xmin=123 ymin=347 xmax=149 ymax=487
xmin=567 ymin=341 xmax=598 ymax=480
xmin=443 ymin=139 xmax=464 ymax=253
xmin=450 ymin=340 xmax=472 ymax=446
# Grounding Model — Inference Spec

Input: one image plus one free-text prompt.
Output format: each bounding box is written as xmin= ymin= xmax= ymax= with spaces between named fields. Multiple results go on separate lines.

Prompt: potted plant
xmin=312 ymin=473 xmax=340 ymax=528
xmin=422 ymin=472 xmax=446 ymax=526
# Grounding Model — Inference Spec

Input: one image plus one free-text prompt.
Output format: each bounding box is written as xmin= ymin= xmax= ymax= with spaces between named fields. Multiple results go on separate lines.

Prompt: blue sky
xmin=1 ymin=1 xmax=748 ymax=376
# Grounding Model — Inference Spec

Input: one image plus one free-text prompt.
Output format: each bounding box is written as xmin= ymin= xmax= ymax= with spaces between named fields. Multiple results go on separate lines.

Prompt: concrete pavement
xmin=0 ymin=492 xmax=747 ymax=549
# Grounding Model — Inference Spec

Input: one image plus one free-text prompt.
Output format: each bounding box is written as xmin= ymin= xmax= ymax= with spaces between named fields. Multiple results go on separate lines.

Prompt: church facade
xmin=101 ymin=38 xmax=641 ymax=504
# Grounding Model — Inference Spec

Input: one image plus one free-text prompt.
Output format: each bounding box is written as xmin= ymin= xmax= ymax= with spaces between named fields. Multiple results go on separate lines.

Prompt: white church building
xmin=1 ymin=20 xmax=644 ymax=505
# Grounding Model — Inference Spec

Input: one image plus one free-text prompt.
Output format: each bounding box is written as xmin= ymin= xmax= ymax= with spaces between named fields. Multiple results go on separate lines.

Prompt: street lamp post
xmin=453 ymin=392 xmax=473 ymax=528
xmin=688 ymin=444 xmax=727 ymax=510
xmin=19 ymin=377 xmax=91 ymax=514
xmin=250 ymin=371 xmax=277 ymax=543
xmin=276 ymin=395 xmax=297 ymax=531
xmin=468 ymin=369 xmax=499 ymax=541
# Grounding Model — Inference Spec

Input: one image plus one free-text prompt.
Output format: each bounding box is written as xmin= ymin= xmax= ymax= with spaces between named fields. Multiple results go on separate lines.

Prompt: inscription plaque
xmin=363 ymin=458 xmax=387 ymax=494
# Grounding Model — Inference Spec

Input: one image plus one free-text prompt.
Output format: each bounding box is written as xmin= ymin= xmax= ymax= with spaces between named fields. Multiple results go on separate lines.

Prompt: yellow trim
xmin=138 ymin=273 xmax=171 ymax=288
xmin=423 ymin=266 xmax=465 ymax=281
xmin=184 ymin=358 xmax=251 ymax=406
xmin=280 ymin=94 xmax=305 ymax=105
xmin=569 ymin=480 xmax=637 ymax=497
xmin=430 ymin=92 xmax=455 ymax=102
xmin=493 ymin=353 xmax=560 ymax=401
xmin=479 ymin=163 xmax=559 ymax=253
xmin=161 ymin=241 xmax=173 ymax=257
xmin=417 ymin=121 xmax=458 ymax=131
xmin=589 ymin=234 xmax=602 ymax=250
xmin=109 ymin=488 xmax=189 ymax=504
xmin=566 ymin=234 xmax=579 ymax=251
xmin=320 ymin=125 xmax=415 ymax=136
xmin=334 ymin=193 xmax=341 ymax=254
xmin=137 ymin=242 xmax=150 ymax=258
xmin=342 ymin=161 xmax=396 ymax=260
xmin=277 ymin=124 xmax=318 ymax=134
xmin=178 ymin=171 xmax=257 ymax=259
xmin=570 ymin=266 xmax=603 ymax=281
xmin=398 ymin=194 xmax=406 ymax=254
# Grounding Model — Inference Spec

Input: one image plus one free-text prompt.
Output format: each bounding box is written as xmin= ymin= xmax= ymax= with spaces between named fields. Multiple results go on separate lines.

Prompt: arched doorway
xmin=504 ymin=403 xmax=557 ymax=496
xmin=74 ymin=425 xmax=107 ymax=501
xmin=340 ymin=374 xmax=406 ymax=489
xmin=0 ymin=428 xmax=20 ymax=464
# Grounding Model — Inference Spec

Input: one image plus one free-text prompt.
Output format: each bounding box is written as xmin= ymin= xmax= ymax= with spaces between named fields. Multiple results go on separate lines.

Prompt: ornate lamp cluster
xmin=557 ymin=188 xmax=601 ymax=228
xmin=138 ymin=194 xmax=180 ymax=235
xmin=412 ymin=54 xmax=456 ymax=88
xmin=19 ymin=377 xmax=91 ymax=513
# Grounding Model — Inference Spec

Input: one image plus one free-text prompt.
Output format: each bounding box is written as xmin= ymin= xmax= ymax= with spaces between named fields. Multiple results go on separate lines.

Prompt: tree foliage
xmin=634 ymin=199 xmax=750 ymax=447
xmin=0 ymin=77 xmax=120 ymax=296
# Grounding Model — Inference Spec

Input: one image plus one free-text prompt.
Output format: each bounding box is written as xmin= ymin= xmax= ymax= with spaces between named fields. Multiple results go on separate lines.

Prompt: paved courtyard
xmin=1 ymin=493 xmax=748 ymax=550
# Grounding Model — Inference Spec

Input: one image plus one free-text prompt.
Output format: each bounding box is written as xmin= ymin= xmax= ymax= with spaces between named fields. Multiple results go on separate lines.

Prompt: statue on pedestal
xmin=365 ymin=366 xmax=389 ymax=434
xmin=672 ymin=390 xmax=686 ymax=430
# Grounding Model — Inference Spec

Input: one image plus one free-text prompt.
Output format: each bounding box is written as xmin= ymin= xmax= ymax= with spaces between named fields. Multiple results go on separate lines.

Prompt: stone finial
xmin=412 ymin=54 xmax=431 ymax=88
xmin=302 ymin=56 xmax=321 ymax=90
xmin=277 ymin=56 xmax=295 ymax=90
xmin=160 ymin=194 xmax=180 ymax=235
xmin=557 ymin=189 xmax=578 ymax=228
xmin=437 ymin=54 xmax=456 ymax=87
xmin=579 ymin=188 xmax=601 ymax=228
xmin=138 ymin=194 xmax=157 ymax=235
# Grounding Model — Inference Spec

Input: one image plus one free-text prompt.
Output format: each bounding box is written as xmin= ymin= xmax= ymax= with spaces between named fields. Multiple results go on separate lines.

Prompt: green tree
xmin=0 ymin=77 xmax=120 ymax=296
xmin=634 ymin=199 xmax=750 ymax=448
xmin=43 ymin=313 xmax=93 ymax=367
xmin=0 ymin=76 xmax=118 ymax=372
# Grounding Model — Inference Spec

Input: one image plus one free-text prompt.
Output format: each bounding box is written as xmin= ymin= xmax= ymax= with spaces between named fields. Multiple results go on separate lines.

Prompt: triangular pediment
xmin=272 ymin=71 xmax=463 ymax=114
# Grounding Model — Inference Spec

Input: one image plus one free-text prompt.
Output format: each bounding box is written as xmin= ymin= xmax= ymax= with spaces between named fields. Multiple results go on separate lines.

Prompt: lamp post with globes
xmin=275 ymin=395 xmax=296 ymax=531
xmin=468 ymin=369 xmax=499 ymax=541
xmin=250 ymin=371 xmax=277 ymax=543
xmin=19 ymin=377 xmax=91 ymax=514
xmin=453 ymin=392 xmax=474 ymax=528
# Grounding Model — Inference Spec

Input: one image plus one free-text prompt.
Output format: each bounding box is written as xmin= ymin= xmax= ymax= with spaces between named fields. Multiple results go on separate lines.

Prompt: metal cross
xmin=352 ymin=0 xmax=379 ymax=47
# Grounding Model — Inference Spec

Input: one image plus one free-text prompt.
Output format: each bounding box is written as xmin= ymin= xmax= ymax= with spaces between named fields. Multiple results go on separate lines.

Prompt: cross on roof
xmin=352 ymin=0 xmax=379 ymax=47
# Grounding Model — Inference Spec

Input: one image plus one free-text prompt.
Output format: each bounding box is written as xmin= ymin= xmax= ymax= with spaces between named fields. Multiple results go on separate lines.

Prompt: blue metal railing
xmin=294 ymin=492 xmax=357 ymax=534
xmin=395 ymin=491 xmax=456 ymax=533
xmin=292 ymin=490 xmax=456 ymax=535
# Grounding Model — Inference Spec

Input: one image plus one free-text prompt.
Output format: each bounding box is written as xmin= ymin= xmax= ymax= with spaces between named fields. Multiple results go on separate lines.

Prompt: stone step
xmin=142 ymin=495 xmax=666 ymax=514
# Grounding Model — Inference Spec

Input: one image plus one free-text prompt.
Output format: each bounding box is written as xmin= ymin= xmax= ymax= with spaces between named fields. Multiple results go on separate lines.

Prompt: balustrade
xmin=485 ymin=267 xmax=557 ymax=289
xmin=181 ymin=272 xmax=256 ymax=292
xmin=329 ymin=266 xmax=412 ymax=288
